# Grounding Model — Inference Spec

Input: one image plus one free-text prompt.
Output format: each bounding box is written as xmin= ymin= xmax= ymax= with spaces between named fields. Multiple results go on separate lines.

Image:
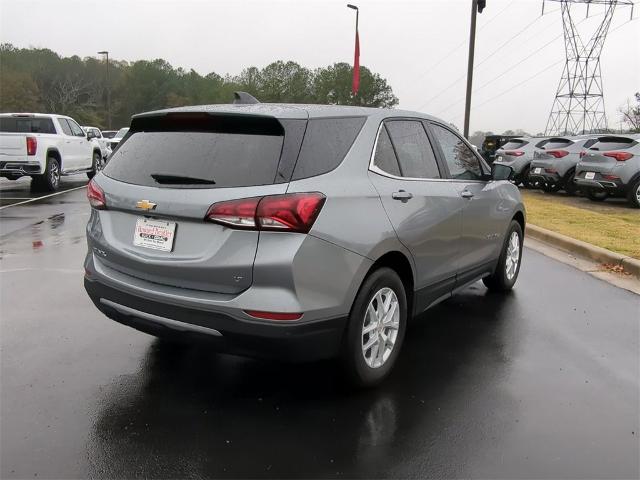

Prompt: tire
xmin=87 ymin=151 xmax=103 ymax=179
xmin=542 ymin=182 xmax=561 ymax=193
xmin=32 ymin=157 xmax=60 ymax=192
xmin=341 ymin=267 xmax=407 ymax=388
xmin=627 ymin=178 xmax=640 ymax=209
xmin=519 ymin=166 xmax=535 ymax=189
xmin=483 ymin=220 xmax=523 ymax=292
xmin=586 ymin=189 xmax=607 ymax=202
xmin=563 ymin=170 xmax=577 ymax=195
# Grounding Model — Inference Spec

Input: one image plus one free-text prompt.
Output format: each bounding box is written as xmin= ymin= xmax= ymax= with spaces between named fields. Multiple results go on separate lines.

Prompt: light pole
xmin=463 ymin=0 xmax=486 ymax=139
xmin=98 ymin=51 xmax=111 ymax=129
xmin=347 ymin=4 xmax=360 ymax=97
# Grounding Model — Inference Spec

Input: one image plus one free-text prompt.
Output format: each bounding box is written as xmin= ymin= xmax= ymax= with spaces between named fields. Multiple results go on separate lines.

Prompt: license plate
xmin=534 ymin=168 xmax=542 ymax=174
xmin=585 ymin=172 xmax=596 ymax=180
xmin=133 ymin=217 xmax=176 ymax=252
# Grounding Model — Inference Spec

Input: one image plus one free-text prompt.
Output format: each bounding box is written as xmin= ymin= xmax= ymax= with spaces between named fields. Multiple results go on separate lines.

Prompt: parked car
xmin=102 ymin=130 xmax=118 ymax=139
xmin=82 ymin=126 xmax=112 ymax=160
xmin=529 ymin=135 xmax=598 ymax=194
xmin=481 ymin=134 xmax=521 ymax=164
xmin=108 ymin=127 xmax=129 ymax=152
xmin=493 ymin=137 xmax=548 ymax=187
xmin=84 ymin=103 xmax=526 ymax=387
xmin=0 ymin=113 xmax=104 ymax=191
xmin=574 ymin=134 xmax=640 ymax=208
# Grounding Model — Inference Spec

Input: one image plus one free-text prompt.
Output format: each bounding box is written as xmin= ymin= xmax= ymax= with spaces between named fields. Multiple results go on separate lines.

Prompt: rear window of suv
xmin=0 ymin=117 xmax=56 ymax=134
xmin=501 ymin=139 xmax=528 ymax=150
xmin=589 ymin=136 xmax=637 ymax=151
xmin=537 ymin=138 xmax=573 ymax=149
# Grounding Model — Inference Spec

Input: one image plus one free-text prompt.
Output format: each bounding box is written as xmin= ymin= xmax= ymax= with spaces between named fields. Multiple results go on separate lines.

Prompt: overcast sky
xmin=1 ymin=0 xmax=638 ymax=133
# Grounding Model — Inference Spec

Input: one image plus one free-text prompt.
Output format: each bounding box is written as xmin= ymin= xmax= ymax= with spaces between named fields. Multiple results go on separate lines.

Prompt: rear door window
xmin=291 ymin=117 xmax=365 ymax=180
xmin=58 ymin=119 xmax=74 ymax=136
xmin=0 ymin=117 xmax=56 ymax=134
xmin=385 ymin=120 xmax=440 ymax=179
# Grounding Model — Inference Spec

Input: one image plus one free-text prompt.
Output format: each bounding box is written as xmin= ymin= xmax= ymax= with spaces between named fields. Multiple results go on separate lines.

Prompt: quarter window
xmin=385 ymin=121 xmax=440 ymax=179
xmin=431 ymin=124 xmax=483 ymax=180
xmin=372 ymin=126 xmax=401 ymax=176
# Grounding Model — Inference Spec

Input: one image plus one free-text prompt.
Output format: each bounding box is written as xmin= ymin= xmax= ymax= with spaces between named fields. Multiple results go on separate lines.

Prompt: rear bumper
xmin=84 ymin=277 xmax=347 ymax=362
xmin=0 ymin=160 xmax=43 ymax=177
xmin=574 ymin=175 xmax=626 ymax=194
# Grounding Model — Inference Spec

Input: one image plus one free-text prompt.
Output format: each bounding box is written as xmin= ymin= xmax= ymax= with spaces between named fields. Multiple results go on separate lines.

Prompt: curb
xmin=526 ymin=224 xmax=640 ymax=280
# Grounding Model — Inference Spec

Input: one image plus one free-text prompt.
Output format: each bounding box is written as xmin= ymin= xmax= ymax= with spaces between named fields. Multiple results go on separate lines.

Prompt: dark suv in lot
xmin=84 ymin=103 xmax=526 ymax=386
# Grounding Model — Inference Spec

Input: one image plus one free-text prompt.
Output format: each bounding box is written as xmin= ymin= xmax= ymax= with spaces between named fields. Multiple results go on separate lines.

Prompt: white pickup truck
xmin=0 ymin=113 xmax=104 ymax=191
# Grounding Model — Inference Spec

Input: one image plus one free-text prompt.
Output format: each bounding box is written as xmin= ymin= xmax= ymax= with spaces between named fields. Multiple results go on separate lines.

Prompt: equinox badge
xmin=136 ymin=200 xmax=157 ymax=211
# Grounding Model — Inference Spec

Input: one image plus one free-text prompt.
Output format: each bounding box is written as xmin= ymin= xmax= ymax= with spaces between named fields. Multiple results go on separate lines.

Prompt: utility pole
xmin=463 ymin=0 xmax=485 ymax=139
xmin=98 ymin=51 xmax=111 ymax=129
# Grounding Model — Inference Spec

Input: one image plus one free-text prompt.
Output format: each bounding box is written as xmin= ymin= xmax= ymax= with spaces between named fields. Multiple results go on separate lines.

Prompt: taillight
xmin=26 ymin=136 xmax=37 ymax=156
xmin=205 ymin=197 xmax=261 ymax=229
xmin=545 ymin=168 xmax=557 ymax=174
xmin=547 ymin=150 xmax=569 ymax=158
xmin=205 ymin=193 xmax=326 ymax=233
xmin=603 ymin=151 xmax=633 ymax=161
xmin=244 ymin=310 xmax=303 ymax=321
xmin=602 ymin=174 xmax=620 ymax=181
xmin=87 ymin=179 xmax=106 ymax=209
xmin=504 ymin=150 xmax=524 ymax=157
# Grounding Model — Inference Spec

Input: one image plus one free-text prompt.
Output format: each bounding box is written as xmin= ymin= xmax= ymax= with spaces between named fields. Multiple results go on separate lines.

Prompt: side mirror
xmin=491 ymin=163 xmax=514 ymax=181
xmin=86 ymin=130 xmax=97 ymax=140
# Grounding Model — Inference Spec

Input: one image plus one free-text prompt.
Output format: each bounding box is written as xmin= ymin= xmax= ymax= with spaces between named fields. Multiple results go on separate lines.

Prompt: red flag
xmin=352 ymin=29 xmax=360 ymax=96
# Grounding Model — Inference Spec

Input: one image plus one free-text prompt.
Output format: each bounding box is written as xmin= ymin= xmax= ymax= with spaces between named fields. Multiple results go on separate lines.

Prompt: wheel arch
xmin=364 ymin=251 xmax=415 ymax=318
xmin=46 ymin=148 xmax=62 ymax=170
xmin=512 ymin=209 xmax=526 ymax=234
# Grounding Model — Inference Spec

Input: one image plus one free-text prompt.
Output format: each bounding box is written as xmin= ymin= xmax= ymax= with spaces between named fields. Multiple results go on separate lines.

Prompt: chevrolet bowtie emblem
xmin=136 ymin=200 xmax=157 ymax=211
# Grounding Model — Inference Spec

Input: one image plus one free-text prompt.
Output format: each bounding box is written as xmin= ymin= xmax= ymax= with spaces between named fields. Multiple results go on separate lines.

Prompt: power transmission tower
xmin=543 ymin=0 xmax=634 ymax=136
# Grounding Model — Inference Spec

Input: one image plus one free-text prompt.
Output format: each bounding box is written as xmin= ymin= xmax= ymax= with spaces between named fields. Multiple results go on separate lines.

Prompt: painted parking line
xmin=0 ymin=185 xmax=86 ymax=211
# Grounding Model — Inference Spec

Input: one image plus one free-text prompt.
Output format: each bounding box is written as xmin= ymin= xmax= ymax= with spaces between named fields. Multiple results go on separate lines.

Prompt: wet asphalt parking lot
xmin=1 ymin=177 xmax=638 ymax=479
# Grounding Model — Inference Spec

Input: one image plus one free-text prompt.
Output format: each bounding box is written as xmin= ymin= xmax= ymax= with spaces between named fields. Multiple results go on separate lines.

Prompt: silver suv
xmin=84 ymin=103 xmax=526 ymax=386
xmin=529 ymin=136 xmax=598 ymax=194
xmin=493 ymin=137 xmax=548 ymax=188
xmin=574 ymin=134 xmax=640 ymax=208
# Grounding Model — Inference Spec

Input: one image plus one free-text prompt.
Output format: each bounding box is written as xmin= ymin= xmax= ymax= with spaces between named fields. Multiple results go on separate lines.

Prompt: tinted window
xmin=0 ymin=117 xmax=56 ymax=134
xmin=386 ymin=121 xmax=440 ymax=179
xmin=589 ymin=136 xmax=637 ymax=151
xmin=372 ymin=126 xmax=401 ymax=176
xmin=538 ymin=138 xmax=572 ymax=149
xmin=583 ymin=138 xmax=598 ymax=148
xmin=501 ymin=139 xmax=528 ymax=150
xmin=104 ymin=131 xmax=284 ymax=188
xmin=292 ymin=117 xmax=366 ymax=180
xmin=58 ymin=119 xmax=73 ymax=136
xmin=431 ymin=124 xmax=483 ymax=180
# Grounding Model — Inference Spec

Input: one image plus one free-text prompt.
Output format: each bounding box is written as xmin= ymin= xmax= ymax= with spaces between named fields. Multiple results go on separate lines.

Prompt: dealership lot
xmin=0 ymin=182 xmax=638 ymax=478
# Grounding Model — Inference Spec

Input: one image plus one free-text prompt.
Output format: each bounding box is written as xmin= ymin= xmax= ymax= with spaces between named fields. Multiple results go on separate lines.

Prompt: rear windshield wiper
xmin=151 ymin=173 xmax=216 ymax=185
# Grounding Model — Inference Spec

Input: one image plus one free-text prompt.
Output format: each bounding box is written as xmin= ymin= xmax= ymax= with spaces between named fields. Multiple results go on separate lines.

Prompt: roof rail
xmin=233 ymin=92 xmax=260 ymax=105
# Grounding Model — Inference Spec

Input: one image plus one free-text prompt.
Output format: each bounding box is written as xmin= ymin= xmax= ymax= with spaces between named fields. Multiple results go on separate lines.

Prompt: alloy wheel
xmin=50 ymin=161 xmax=60 ymax=188
xmin=505 ymin=231 xmax=520 ymax=280
xmin=361 ymin=287 xmax=400 ymax=369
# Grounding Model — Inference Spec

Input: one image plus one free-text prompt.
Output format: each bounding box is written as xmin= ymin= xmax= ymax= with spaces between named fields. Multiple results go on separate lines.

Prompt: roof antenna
xmin=233 ymin=92 xmax=260 ymax=104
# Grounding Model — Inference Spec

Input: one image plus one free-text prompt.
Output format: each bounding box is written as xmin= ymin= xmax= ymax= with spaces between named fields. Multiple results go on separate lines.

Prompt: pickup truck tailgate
xmin=0 ymin=134 xmax=27 ymax=157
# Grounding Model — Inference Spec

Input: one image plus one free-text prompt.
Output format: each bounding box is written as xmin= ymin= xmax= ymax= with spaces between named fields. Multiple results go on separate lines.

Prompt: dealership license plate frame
xmin=133 ymin=217 xmax=177 ymax=252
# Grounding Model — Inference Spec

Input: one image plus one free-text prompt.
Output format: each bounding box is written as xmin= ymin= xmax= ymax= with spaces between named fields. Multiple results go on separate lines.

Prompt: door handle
xmin=460 ymin=190 xmax=474 ymax=199
xmin=392 ymin=190 xmax=413 ymax=201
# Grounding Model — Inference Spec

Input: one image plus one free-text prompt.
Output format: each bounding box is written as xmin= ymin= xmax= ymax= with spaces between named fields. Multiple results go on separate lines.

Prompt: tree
xmin=619 ymin=93 xmax=640 ymax=132
xmin=0 ymin=44 xmax=400 ymax=128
